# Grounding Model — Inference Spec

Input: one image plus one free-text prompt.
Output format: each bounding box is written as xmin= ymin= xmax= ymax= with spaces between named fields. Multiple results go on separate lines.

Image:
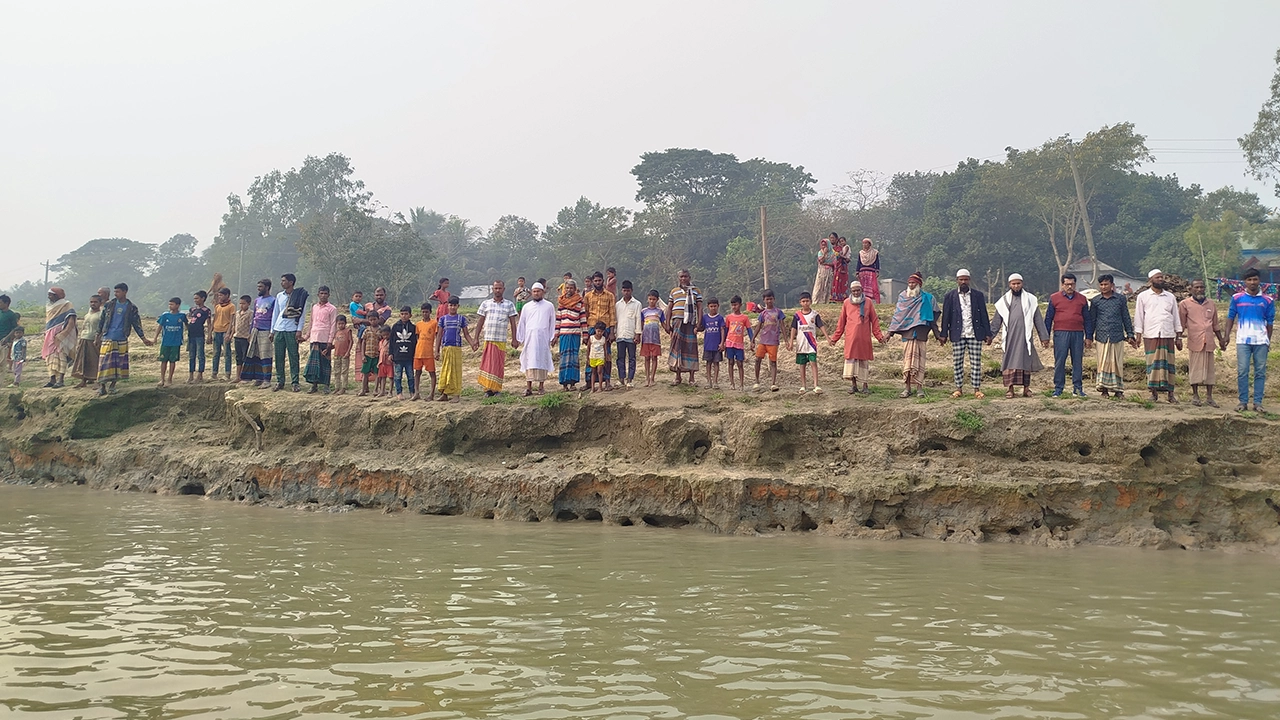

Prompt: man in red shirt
xmin=1045 ymin=273 xmax=1094 ymax=397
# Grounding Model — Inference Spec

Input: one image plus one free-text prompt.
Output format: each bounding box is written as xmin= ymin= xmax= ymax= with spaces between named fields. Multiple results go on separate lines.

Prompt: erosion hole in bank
xmin=1077 ymin=443 xmax=1092 ymax=457
xmin=617 ymin=517 xmax=634 ymax=526
xmin=482 ymin=510 xmax=495 ymax=519
xmin=582 ymin=509 xmax=603 ymax=521
xmin=920 ymin=441 xmax=948 ymax=453
xmin=345 ymin=499 xmax=363 ymax=508
xmin=1197 ymin=456 xmax=1209 ymax=465
xmin=177 ymin=482 xmax=205 ymax=496
xmin=642 ymin=514 xmax=689 ymax=529
xmin=692 ymin=439 xmax=711 ymax=459
xmin=524 ymin=510 xmax=540 ymax=522
xmin=554 ymin=509 xmax=579 ymax=521
xmin=1139 ymin=445 xmax=1157 ymax=467
xmin=797 ymin=512 xmax=818 ymax=532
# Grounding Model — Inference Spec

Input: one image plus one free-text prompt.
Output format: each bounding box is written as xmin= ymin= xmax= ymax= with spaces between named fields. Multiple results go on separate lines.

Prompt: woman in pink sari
xmin=831 ymin=236 xmax=851 ymax=302
xmin=856 ymin=238 xmax=881 ymax=303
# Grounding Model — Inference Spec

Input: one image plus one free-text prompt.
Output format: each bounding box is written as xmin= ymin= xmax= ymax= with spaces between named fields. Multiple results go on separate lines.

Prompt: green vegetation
xmin=535 ymin=392 xmax=569 ymax=409
xmin=953 ymin=408 xmax=984 ymax=433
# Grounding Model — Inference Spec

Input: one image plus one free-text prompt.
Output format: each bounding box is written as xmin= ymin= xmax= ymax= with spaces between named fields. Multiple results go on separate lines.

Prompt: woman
xmin=812 ymin=235 xmax=835 ymax=304
xmin=831 ymin=236 xmax=851 ymax=302
xmin=857 ymin=238 xmax=881 ymax=303
xmin=554 ymin=279 xmax=587 ymax=390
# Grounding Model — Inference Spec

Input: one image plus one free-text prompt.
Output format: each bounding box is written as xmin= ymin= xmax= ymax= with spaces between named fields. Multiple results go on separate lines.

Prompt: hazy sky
xmin=3 ymin=0 xmax=1278 ymax=288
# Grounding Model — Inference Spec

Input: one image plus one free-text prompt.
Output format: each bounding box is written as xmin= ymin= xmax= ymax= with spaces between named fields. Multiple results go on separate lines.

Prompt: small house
xmin=1063 ymin=257 xmax=1142 ymax=293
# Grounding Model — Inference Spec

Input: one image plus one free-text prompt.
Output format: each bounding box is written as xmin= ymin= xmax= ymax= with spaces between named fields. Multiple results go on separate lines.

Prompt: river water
xmin=1 ymin=485 xmax=1277 ymax=719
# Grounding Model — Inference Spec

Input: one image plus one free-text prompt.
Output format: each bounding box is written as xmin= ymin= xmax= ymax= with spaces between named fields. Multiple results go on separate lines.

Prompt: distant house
xmin=458 ymin=285 xmax=491 ymax=303
xmin=1240 ymin=248 xmax=1280 ymax=283
xmin=879 ymin=277 xmax=907 ymax=302
xmin=1064 ymin=257 xmax=1142 ymax=293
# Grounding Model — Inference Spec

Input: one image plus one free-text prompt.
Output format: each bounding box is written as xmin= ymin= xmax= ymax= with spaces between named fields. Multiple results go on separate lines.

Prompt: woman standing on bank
xmin=812 ymin=235 xmax=836 ymax=304
xmin=857 ymin=237 xmax=882 ymax=304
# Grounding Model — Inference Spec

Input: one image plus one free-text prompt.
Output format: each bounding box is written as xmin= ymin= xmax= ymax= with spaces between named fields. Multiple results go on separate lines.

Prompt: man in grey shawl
xmin=990 ymin=273 xmax=1050 ymax=398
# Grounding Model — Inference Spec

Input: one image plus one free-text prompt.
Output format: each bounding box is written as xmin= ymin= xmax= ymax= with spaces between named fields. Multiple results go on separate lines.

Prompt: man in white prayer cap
xmin=990 ymin=273 xmax=1050 ymax=398
xmin=939 ymin=268 xmax=993 ymax=398
xmin=516 ymin=282 xmax=556 ymax=395
xmin=1133 ymin=269 xmax=1183 ymax=403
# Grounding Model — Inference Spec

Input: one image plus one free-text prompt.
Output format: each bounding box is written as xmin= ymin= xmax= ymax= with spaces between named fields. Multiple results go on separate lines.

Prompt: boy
xmin=187 ymin=290 xmax=212 ymax=383
xmin=357 ymin=312 xmax=384 ymax=397
xmin=639 ymin=290 xmax=666 ymax=387
xmin=349 ymin=290 xmax=367 ymax=339
xmin=787 ymin=291 xmax=831 ymax=394
xmin=210 ymin=288 xmax=235 ymax=381
xmin=414 ymin=302 xmax=438 ymax=401
xmin=724 ymin=296 xmax=754 ymax=391
xmin=753 ymin=289 xmax=786 ymax=392
xmin=587 ymin=320 xmax=608 ymax=392
xmin=434 ymin=296 xmax=475 ymax=403
xmin=331 ymin=315 xmax=353 ymax=395
xmin=390 ymin=305 xmax=418 ymax=400
xmin=0 ymin=294 xmax=18 ymax=382
xmin=615 ymin=280 xmax=642 ymax=388
xmin=154 ymin=297 xmax=187 ymax=387
xmin=233 ymin=295 xmax=252 ymax=383
xmin=8 ymin=326 xmax=26 ymax=387
xmin=700 ymin=297 xmax=726 ymax=389
xmin=513 ymin=278 xmax=531 ymax=314
xmin=376 ymin=325 xmax=393 ymax=397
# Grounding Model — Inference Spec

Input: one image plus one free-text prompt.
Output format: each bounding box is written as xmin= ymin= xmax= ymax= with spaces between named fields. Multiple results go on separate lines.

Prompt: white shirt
xmin=615 ymin=297 xmax=642 ymax=340
xmin=959 ymin=291 xmax=974 ymax=338
xmin=1134 ymin=289 xmax=1182 ymax=339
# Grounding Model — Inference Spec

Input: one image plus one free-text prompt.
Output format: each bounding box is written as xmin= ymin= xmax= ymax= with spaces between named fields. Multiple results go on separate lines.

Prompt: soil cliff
xmin=3 ymin=384 xmax=1280 ymax=552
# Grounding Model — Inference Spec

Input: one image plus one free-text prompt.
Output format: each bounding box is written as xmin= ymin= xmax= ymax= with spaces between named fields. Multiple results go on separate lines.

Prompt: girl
xmin=639 ymin=291 xmax=666 ymax=387
xmin=587 ymin=321 xmax=607 ymax=392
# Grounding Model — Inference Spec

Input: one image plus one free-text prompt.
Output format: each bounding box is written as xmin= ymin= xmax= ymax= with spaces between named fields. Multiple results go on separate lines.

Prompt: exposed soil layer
xmin=3 ymin=384 xmax=1280 ymax=552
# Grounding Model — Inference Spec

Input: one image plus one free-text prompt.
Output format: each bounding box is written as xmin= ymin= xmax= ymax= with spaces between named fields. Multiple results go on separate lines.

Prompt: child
xmin=232 ymin=295 xmax=252 ymax=383
xmin=430 ymin=279 xmax=451 ymax=321
xmin=434 ymin=296 xmax=475 ymax=403
xmin=587 ymin=320 xmax=608 ymax=393
xmin=787 ymin=291 xmax=831 ymax=394
xmin=376 ymin=325 xmax=393 ymax=397
xmin=8 ymin=326 xmax=26 ymax=387
xmin=724 ymin=295 xmax=754 ymax=391
xmin=390 ymin=305 xmax=418 ymax=400
xmin=513 ymin=278 xmax=530 ymax=314
xmin=331 ymin=315 xmax=353 ymax=395
xmin=700 ymin=297 xmax=726 ymax=389
xmin=349 ymin=291 xmax=367 ymax=339
xmin=154 ymin=297 xmax=187 ymax=388
xmin=639 ymin=290 xmax=666 ymax=387
xmin=186 ymin=290 xmax=211 ymax=383
xmin=357 ymin=312 xmax=384 ymax=397
xmin=413 ymin=302 xmax=438 ymax=401
xmin=210 ymin=288 xmax=235 ymax=381
xmin=752 ymin=289 xmax=786 ymax=392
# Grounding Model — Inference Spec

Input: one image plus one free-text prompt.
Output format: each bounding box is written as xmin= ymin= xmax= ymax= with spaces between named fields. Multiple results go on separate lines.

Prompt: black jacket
xmin=940 ymin=288 xmax=992 ymax=342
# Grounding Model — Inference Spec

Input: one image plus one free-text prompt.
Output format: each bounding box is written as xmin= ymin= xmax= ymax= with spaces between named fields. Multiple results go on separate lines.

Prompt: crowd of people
xmin=0 ymin=243 xmax=1274 ymax=411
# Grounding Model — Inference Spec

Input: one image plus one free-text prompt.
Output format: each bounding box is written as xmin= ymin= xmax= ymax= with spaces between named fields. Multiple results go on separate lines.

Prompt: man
xmin=242 ymin=279 xmax=275 ymax=387
xmin=614 ymin=280 xmax=642 ymax=388
xmin=71 ymin=293 xmax=103 ymax=388
xmin=829 ymin=280 xmax=886 ymax=394
xmin=516 ymin=282 xmax=556 ymax=396
xmin=1134 ymin=269 xmax=1183 ymax=404
xmin=270 ymin=273 xmax=308 ymax=392
xmin=667 ymin=269 xmax=704 ymax=386
xmin=991 ymin=274 xmax=1050 ymax=398
xmin=1045 ymin=273 xmax=1094 ymax=398
xmin=886 ymin=272 xmax=939 ymax=398
xmin=96 ymin=282 xmax=151 ymax=396
xmin=474 ymin=279 xmax=520 ymax=396
xmin=365 ymin=286 xmax=392 ymax=326
xmin=1088 ymin=274 xmax=1136 ymax=399
xmin=1178 ymin=279 xmax=1225 ymax=408
xmin=939 ymin=268 xmax=991 ymax=398
xmin=584 ymin=271 xmax=617 ymax=390
xmin=302 ymin=286 xmax=338 ymax=394
xmin=0 ymin=294 xmax=19 ymax=380
xmin=41 ymin=287 xmax=78 ymax=388
xmin=1225 ymin=268 xmax=1274 ymax=412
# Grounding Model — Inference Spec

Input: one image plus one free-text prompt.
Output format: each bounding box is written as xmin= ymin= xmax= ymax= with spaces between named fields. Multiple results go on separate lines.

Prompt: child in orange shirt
xmin=331 ymin=315 xmax=354 ymax=395
xmin=413 ymin=302 xmax=439 ymax=401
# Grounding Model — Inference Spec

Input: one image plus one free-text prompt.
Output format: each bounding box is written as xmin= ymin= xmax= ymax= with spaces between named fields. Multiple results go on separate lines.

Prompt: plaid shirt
xmin=583 ymin=289 xmax=617 ymax=331
xmin=477 ymin=298 xmax=517 ymax=343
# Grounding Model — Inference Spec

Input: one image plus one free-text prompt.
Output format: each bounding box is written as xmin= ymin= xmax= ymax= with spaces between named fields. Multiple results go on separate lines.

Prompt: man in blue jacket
xmin=939 ymin=269 xmax=992 ymax=398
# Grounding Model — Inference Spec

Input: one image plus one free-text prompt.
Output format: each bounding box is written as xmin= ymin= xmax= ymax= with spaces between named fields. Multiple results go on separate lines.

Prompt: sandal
xmin=974 ymin=391 xmax=984 ymax=399
xmin=1005 ymin=389 xmax=1015 ymax=399
xmin=899 ymin=389 xmax=911 ymax=399
xmin=950 ymin=390 xmax=962 ymax=399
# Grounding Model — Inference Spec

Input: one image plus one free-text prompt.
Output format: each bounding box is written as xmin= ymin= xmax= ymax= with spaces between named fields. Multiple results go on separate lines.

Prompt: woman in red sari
xmin=856 ymin=238 xmax=881 ymax=304
xmin=831 ymin=236 xmax=851 ymax=302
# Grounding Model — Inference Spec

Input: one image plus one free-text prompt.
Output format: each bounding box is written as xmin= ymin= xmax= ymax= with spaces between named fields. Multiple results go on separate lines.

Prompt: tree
xmin=1240 ymin=48 xmax=1280 ymax=198
xmin=52 ymin=238 xmax=155 ymax=308
xmin=482 ymin=215 xmax=549 ymax=281
xmin=297 ymin=207 xmax=434 ymax=306
xmin=544 ymin=197 xmax=633 ymax=279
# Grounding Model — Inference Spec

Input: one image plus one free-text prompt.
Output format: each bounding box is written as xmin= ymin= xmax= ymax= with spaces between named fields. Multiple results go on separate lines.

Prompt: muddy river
xmin=1 ymin=484 xmax=1277 ymax=718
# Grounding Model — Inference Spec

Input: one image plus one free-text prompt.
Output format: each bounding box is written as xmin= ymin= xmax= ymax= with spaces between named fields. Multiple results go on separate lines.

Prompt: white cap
xmin=1008 ymin=273 xmax=1023 ymax=282
xmin=531 ymin=282 xmax=545 ymax=291
xmin=849 ymin=280 xmax=862 ymax=288
xmin=1147 ymin=268 xmax=1162 ymax=279
xmin=956 ymin=268 xmax=970 ymax=278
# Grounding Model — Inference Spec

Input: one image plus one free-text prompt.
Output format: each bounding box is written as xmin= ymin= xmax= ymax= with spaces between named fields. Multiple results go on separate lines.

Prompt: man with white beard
xmin=990 ymin=274 xmax=1050 ymax=399
xmin=886 ymin=272 xmax=939 ymax=398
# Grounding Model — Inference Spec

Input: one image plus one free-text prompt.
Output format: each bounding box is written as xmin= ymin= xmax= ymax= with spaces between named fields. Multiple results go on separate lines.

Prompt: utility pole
xmin=760 ymin=206 xmax=770 ymax=290
xmin=1066 ymin=141 xmax=1100 ymax=285
xmin=42 ymin=259 xmax=52 ymax=285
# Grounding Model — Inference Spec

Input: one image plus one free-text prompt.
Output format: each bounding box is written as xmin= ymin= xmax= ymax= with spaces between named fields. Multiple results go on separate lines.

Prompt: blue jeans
xmin=211 ymin=331 xmax=232 ymax=375
xmin=614 ymin=340 xmax=636 ymax=381
xmin=187 ymin=336 xmax=205 ymax=373
xmin=1052 ymin=330 xmax=1084 ymax=392
xmin=393 ymin=361 xmax=415 ymax=395
xmin=1237 ymin=343 xmax=1268 ymax=405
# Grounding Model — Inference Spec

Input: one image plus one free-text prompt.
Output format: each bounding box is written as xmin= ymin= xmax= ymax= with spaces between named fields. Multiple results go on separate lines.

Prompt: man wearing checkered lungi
xmin=939 ymin=269 xmax=992 ymax=399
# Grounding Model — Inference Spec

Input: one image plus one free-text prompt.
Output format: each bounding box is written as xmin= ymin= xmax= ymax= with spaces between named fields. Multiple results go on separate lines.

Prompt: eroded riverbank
xmin=3 ymin=383 xmax=1279 ymax=551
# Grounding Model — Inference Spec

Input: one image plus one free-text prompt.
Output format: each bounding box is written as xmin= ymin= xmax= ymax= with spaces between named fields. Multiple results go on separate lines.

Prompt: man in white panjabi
xmin=516 ymin=283 xmax=556 ymax=396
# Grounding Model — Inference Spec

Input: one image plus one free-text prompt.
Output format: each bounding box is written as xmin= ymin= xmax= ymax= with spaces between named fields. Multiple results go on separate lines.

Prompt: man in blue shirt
xmin=96 ymin=283 xmax=152 ymax=396
xmin=1225 ymin=268 xmax=1275 ymax=413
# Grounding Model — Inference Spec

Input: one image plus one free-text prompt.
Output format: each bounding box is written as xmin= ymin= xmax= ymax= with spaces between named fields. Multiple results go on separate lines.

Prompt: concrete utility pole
xmin=1066 ymin=141 xmax=1100 ymax=285
xmin=760 ymin=206 xmax=770 ymax=290
xmin=42 ymin=259 xmax=52 ymax=285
